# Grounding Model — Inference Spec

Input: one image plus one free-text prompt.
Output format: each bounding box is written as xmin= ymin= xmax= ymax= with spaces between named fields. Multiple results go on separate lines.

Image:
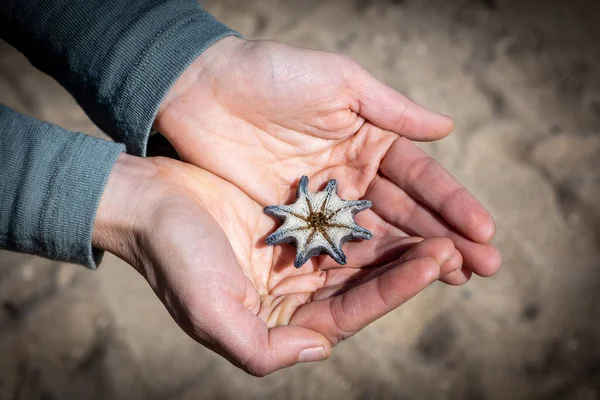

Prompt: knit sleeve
xmin=0 ymin=105 xmax=125 ymax=268
xmin=0 ymin=0 xmax=239 ymax=155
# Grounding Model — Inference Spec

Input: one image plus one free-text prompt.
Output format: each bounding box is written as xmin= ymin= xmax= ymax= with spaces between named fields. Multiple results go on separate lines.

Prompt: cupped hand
xmin=154 ymin=37 xmax=501 ymax=284
xmin=94 ymin=154 xmax=462 ymax=376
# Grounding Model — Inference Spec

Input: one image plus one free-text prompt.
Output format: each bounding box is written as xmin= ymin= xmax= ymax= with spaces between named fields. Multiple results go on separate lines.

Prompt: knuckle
xmin=329 ymin=298 xmax=357 ymax=343
xmin=243 ymin=358 xmax=270 ymax=377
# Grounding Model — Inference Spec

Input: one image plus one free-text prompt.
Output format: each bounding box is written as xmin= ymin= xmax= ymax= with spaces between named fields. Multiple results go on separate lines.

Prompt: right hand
xmin=155 ymin=37 xmax=501 ymax=285
xmin=92 ymin=154 xmax=463 ymax=376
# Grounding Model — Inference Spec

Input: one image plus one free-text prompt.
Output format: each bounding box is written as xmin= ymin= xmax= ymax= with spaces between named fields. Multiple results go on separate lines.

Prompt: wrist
xmin=92 ymin=153 xmax=161 ymax=262
xmin=153 ymin=35 xmax=248 ymax=137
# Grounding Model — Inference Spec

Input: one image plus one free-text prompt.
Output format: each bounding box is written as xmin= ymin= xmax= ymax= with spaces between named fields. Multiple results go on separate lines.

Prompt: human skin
xmin=93 ymin=153 xmax=463 ymax=376
xmin=154 ymin=36 xmax=501 ymax=283
xmin=93 ymin=37 xmax=501 ymax=376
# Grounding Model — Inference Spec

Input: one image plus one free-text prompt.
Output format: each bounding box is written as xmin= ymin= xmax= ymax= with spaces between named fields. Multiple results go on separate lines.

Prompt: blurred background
xmin=1 ymin=0 xmax=599 ymax=399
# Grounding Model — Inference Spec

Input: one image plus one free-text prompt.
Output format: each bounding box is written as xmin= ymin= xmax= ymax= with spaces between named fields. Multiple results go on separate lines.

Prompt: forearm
xmin=0 ymin=0 xmax=239 ymax=155
xmin=0 ymin=105 xmax=124 ymax=267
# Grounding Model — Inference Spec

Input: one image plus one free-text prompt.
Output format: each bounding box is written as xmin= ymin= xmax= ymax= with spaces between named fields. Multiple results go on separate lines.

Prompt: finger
xmin=328 ymin=237 xmax=461 ymax=287
xmin=346 ymin=63 xmax=454 ymax=141
xmin=380 ymin=137 xmax=496 ymax=243
xmin=315 ymin=208 xmax=416 ymax=270
xmin=439 ymin=267 xmax=472 ymax=286
xmin=318 ymin=236 xmax=422 ymax=270
xmin=351 ymin=237 xmax=460 ymax=281
xmin=203 ymin=301 xmax=331 ymax=377
xmin=353 ymin=208 xmax=407 ymax=237
xmin=315 ymin=237 xmax=462 ymax=299
xmin=291 ymin=256 xmax=441 ymax=344
xmin=396 ymin=237 xmax=461 ymax=276
xmin=353 ymin=210 xmax=468 ymax=278
xmin=443 ymin=248 xmax=464 ymax=277
xmin=367 ymin=174 xmax=502 ymax=277
xmin=317 ymin=211 xmax=463 ymax=272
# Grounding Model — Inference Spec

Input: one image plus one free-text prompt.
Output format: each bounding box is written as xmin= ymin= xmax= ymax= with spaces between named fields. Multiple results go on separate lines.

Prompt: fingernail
xmin=298 ymin=346 xmax=326 ymax=363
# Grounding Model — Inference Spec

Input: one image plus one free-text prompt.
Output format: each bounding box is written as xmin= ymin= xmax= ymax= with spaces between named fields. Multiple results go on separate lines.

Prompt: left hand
xmin=154 ymin=36 xmax=501 ymax=284
xmin=93 ymin=154 xmax=459 ymax=376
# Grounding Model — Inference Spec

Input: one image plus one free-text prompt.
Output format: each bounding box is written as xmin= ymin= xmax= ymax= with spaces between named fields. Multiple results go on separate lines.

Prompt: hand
xmin=93 ymin=154 xmax=463 ymax=376
xmin=154 ymin=37 xmax=501 ymax=285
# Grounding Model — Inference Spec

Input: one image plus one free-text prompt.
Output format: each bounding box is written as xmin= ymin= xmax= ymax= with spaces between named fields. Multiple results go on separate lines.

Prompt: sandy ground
xmin=1 ymin=0 xmax=599 ymax=399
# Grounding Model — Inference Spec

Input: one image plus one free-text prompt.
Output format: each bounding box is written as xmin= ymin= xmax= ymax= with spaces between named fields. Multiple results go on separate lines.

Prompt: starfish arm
xmin=297 ymin=175 xmax=310 ymax=199
xmin=264 ymin=205 xmax=308 ymax=221
xmin=319 ymin=229 xmax=347 ymax=265
xmin=265 ymin=230 xmax=291 ymax=246
xmin=327 ymin=222 xmax=373 ymax=241
xmin=328 ymin=205 xmax=373 ymax=240
xmin=294 ymin=229 xmax=348 ymax=268
xmin=265 ymin=226 xmax=311 ymax=246
xmin=325 ymin=224 xmax=371 ymax=260
xmin=309 ymin=178 xmax=339 ymax=214
xmin=295 ymin=247 xmax=327 ymax=268
xmin=349 ymin=226 xmax=373 ymax=241
xmin=325 ymin=179 xmax=338 ymax=193
xmin=294 ymin=229 xmax=321 ymax=268
xmin=348 ymin=199 xmax=373 ymax=214
xmin=265 ymin=214 xmax=311 ymax=245
xmin=328 ymin=199 xmax=372 ymax=217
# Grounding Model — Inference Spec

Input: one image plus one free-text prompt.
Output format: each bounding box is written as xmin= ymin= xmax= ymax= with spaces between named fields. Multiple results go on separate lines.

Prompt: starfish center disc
xmin=307 ymin=211 xmax=329 ymax=229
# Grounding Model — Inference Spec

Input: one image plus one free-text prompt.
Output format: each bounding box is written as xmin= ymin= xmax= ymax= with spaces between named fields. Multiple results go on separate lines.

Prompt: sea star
xmin=264 ymin=176 xmax=373 ymax=268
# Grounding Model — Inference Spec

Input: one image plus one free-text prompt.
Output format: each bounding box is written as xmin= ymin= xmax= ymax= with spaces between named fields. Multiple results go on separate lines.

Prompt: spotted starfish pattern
xmin=264 ymin=176 xmax=373 ymax=268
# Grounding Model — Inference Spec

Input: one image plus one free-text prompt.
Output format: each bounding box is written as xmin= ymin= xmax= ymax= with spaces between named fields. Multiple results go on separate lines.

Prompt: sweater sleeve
xmin=0 ymin=105 xmax=125 ymax=268
xmin=0 ymin=0 xmax=239 ymax=156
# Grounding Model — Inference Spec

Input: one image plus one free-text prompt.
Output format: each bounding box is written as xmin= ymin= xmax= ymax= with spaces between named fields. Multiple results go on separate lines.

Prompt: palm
xmin=154 ymin=161 xmax=454 ymax=361
xmin=145 ymin=38 xmax=503 ymax=375
xmin=158 ymin=39 xmax=390 ymax=206
xmin=156 ymin=38 xmax=500 ymax=283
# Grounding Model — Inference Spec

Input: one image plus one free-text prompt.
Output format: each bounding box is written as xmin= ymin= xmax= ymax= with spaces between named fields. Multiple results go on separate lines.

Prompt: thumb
xmin=345 ymin=61 xmax=454 ymax=141
xmin=208 ymin=302 xmax=331 ymax=377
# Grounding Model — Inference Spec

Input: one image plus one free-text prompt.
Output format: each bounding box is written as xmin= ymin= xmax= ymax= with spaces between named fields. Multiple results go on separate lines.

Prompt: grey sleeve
xmin=0 ymin=105 xmax=125 ymax=268
xmin=0 ymin=0 xmax=239 ymax=155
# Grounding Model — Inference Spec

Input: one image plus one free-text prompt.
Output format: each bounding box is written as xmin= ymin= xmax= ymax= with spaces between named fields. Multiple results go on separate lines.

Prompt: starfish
xmin=264 ymin=176 xmax=373 ymax=268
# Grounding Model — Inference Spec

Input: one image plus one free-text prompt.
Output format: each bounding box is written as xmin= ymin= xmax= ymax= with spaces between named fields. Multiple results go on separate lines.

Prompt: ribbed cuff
xmin=111 ymin=3 xmax=240 ymax=155
xmin=0 ymin=105 xmax=125 ymax=268
xmin=1 ymin=0 xmax=238 ymax=157
xmin=42 ymin=134 xmax=125 ymax=268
